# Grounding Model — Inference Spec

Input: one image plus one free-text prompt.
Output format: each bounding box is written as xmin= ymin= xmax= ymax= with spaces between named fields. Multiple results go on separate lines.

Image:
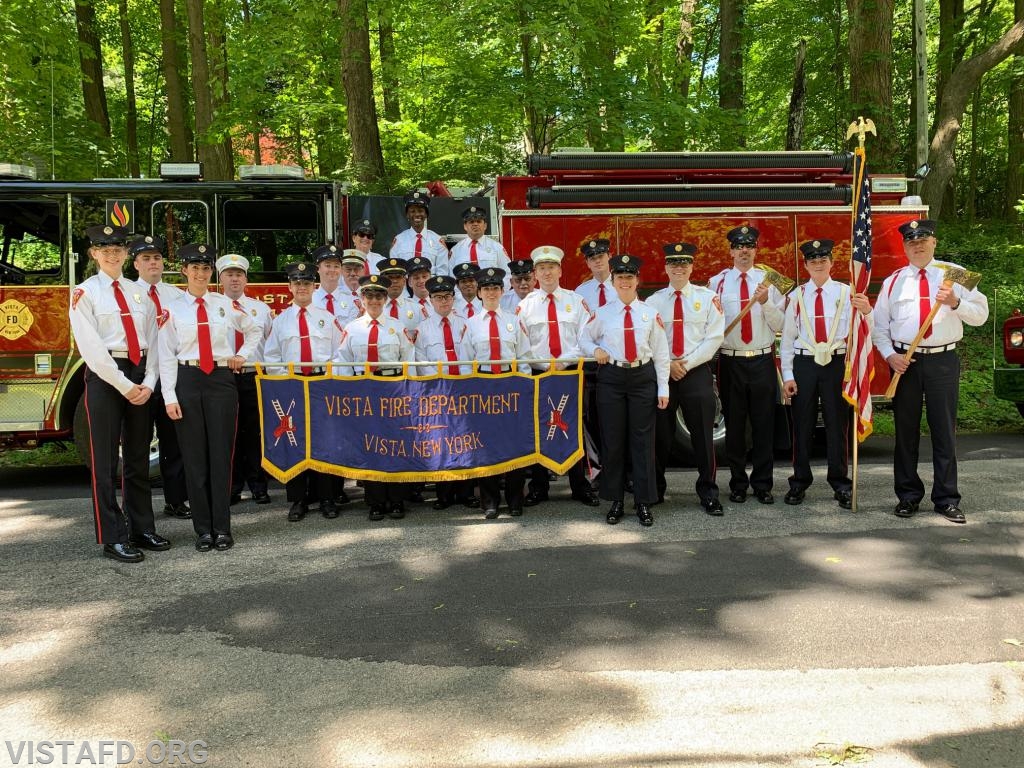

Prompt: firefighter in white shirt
xmin=158 ymin=243 xmax=261 ymax=553
xmin=130 ymin=233 xmax=190 ymax=520
xmin=501 ymin=258 xmax=535 ymax=313
xmin=447 ymin=205 xmax=510 ymax=285
xmin=780 ymin=240 xmax=872 ymax=510
xmin=647 ymin=242 xmax=725 ymax=514
xmin=708 ymin=225 xmax=786 ymax=505
xmin=216 ymin=253 xmax=274 ymax=507
xmin=377 ymin=257 xmax=426 ymax=336
xmin=575 ymin=238 xmax=616 ymax=310
xmin=312 ymin=243 xmax=350 ymax=321
xmin=389 ymin=191 xmax=448 ymax=269
xmin=337 ymin=248 xmax=366 ymax=324
xmin=871 ymin=219 xmax=989 ymax=524
xmin=351 ymin=219 xmax=383 ymax=276
xmin=579 ymin=255 xmax=670 ymax=527
xmin=407 ymin=256 xmax=436 ymax=318
xmin=452 ymin=262 xmax=484 ymax=318
xmin=70 ymin=224 xmax=169 ymax=563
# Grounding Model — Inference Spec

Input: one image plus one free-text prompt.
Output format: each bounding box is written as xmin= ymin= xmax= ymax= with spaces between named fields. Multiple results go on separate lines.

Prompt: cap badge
xmin=622 ymin=256 xmax=630 ymax=263
xmin=145 ymin=236 xmax=154 ymax=244
xmin=298 ymin=263 xmax=306 ymax=272
xmin=390 ymin=259 xmax=398 ymax=266
xmin=488 ymin=269 xmax=495 ymax=276
xmin=741 ymin=226 xmax=749 ymax=234
xmin=362 ymin=219 xmax=370 ymax=226
xmin=470 ymin=206 xmax=477 ymax=213
xmin=589 ymin=240 xmax=597 ymax=248
xmin=674 ymin=244 xmax=683 ymax=252
xmin=103 ymin=226 xmax=113 ymax=235
xmin=198 ymin=245 xmax=207 ymax=253
xmin=910 ymin=220 xmax=919 ymax=229
xmin=813 ymin=240 xmax=821 ymax=248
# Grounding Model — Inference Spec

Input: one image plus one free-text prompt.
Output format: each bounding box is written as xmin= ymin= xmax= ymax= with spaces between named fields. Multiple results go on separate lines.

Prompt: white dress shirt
xmin=707 ymin=267 xmax=786 ymax=350
xmin=335 ymin=313 xmax=414 ymax=374
xmin=414 ymin=312 xmax=471 ymax=374
xmin=263 ymin=303 xmax=342 ymax=374
xmin=779 ymin=279 xmax=861 ymax=381
xmin=578 ymin=299 xmax=671 ymax=397
xmin=646 ymin=282 xmax=725 ymax=369
xmin=464 ymin=308 xmax=532 ymax=373
xmin=515 ymin=287 xmax=592 ymax=369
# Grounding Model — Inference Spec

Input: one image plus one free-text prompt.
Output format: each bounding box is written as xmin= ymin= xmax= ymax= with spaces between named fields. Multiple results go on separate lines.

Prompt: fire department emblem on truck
xmin=1 ymin=299 xmax=34 ymax=341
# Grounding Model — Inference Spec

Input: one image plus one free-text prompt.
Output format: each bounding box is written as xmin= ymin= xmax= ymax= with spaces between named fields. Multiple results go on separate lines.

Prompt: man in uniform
xmin=312 ymin=244 xmax=351 ymax=323
xmin=130 ymin=234 xmax=190 ymax=520
xmin=708 ymin=225 xmax=786 ymax=504
xmin=780 ymin=240 xmax=872 ymax=510
xmin=575 ymin=238 xmax=616 ymax=310
xmin=406 ymin=256 xmax=436 ymax=317
xmin=217 ymin=253 xmax=274 ymax=506
xmin=264 ymin=261 xmax=344 ymax=521
xmin=453 ymin=262 xmax=483 ymax=318
xmin=378 ymin=257 xmax=427 ymax=336
xmin=447 ymin=205 xmax=510 ymax=284
xmin=516 ymin=245 xmax=600 ymax=508
xmin=389 ymin=191 xmax=448 ymax=271
xmin=70 ymin=225 xmax=170 ymax=562
xmin=339 ymin=248 xmax=367 ymax=321
xmin=501 ymin=258 xmax=535 ymax=313
xmin=871 ymin=219 xmax=989 ymax=523
xmin=647 ymin=242 xmax=725 ymax=514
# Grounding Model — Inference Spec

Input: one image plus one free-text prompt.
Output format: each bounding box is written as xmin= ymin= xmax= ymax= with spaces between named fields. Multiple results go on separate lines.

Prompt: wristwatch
xmin=953 ymin=298 xmax=962 ymax=310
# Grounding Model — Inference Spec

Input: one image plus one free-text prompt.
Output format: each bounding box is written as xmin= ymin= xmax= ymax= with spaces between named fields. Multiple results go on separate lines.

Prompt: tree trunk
xmin=1007 ymin=0 xmax=1024 ymax=220
xmin=846 ymin=0 xmax=897 ymax=168
xmin=118 ymin=0 xmax=140 ymax=177
xmin=206 ymin=8 xmax=234 ymax=175
xmin=831 ymin=0 xmax=846 ymax=146
xmin=74 ymin=0 xmax=111 ymax=139
xmin=337 ymin=0 xmax=386 ymax=185
xmin=159 ymin=0 xmax=194 ymax=162
xmin=718 ymin=0 xmax=745 ymax=148
xmin=658 ymin=0 xmax=696 ymax=149
xmin=935 ymin=0 xmax=966 ymax=112
xmin=378 ymin=0 xmax=401 ymax=122
xmin=966 ymin=85 xmax=980 ymax=223
xmin=645 ymin=0 xmax=666 ymax=148
xmin=922 ymin=21 xmax=1024 ymax=220
xmin=786 ymin=39 xmax=808 ymax=151
xmin=184 ymin=0 xmax=233 ymax=180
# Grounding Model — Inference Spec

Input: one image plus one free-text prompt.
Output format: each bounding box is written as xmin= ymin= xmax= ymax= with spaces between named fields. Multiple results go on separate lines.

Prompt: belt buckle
xmin=741 ymin=349 xmax=755 ymax=358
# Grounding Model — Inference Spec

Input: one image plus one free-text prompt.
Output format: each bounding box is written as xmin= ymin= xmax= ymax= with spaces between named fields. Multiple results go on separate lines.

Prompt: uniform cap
xmin=359 ymin=274 xmax=391 ymax=293
xmin=351 ymin=219 xmax=377 ymax=237
xmin=476 ymin=267 xmax=506 ymax=288
xmin=508 ymin=259 xmax=534 ymax=276
xmin=403 ymin=191 xmax=430 ymax=210
xmin=312 ymin=244 xmax=342 ymax=263
xmin=178 ymin=242 xmax=216 ymax=265
xmin=581 ymin=238 xmax=611 ymax=258
xmin=341 ymin=249 xmax=366 ymax=267
xmin=215 ymin=253 xmax=250 ymax=273
xmin=128 ymin=234 xmax=166 ymax=257
xmin=407 ymin=256 xmax=432 ymax=274
xmin=87 ymin=224 xmax=129 ymax=246
xmin=799 ymin=239 xmax=835 ymax=259
xmin=426 ymin=275 xmax=457 ymax=295
xmin=663 ymin=242 xmax=697 ymax=263
xmin=462 ymin=205 xmax=487 ymax=221
xmin=609 ymin=254 xmax=641 ymax=275
xmin=898 ymin=218 xmax=937 ymax=241
xmin=285 ymin=261 xmax=317 ymax=282
xmin=530 ymin=245 xmax=564 ymax=265
xmin=453 ymin=262 xmax=480 ymax=281
xmin=726 ymin=225 xmax=760 ymax=246
xmin=376 ymin=257 xmax=408 ymax=276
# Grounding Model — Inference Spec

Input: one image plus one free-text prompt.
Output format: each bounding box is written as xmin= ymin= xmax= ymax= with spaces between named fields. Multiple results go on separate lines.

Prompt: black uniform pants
xmin=891 ymin=349 xmax=961 ymax=507
xmin=149 ymin=382 xmax=187 ymax=507
xmin=286 ymin=470 xmax=333 ymax=504
xmin=597 ymin=361 xmax=658 ymax=505
xmin=788 ymin=354 xmax=851 ymax=494
xmin=83 ymin=360 xmax=155 ymax=544
xmin=479 ymin=469 xmax=526 ymax=511
xmin=173 ymin=365 xmax=238 ymax=537
xmin=231 ymin=371 xmax=269 ymax=496
xmin=655 ymin=362 xmax=718 ymax=502
xmin=718 ymin=353 xmax=777 ymax=494
xmin=364 ymin=481 xmax=409 ymax=506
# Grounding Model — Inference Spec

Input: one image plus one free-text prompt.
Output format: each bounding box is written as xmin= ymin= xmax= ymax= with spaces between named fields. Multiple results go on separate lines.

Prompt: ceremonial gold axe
xmin=723 ymin=264 xmax=796 ymax=337
xmin=884 ymin=264 xmax=981 ymax=398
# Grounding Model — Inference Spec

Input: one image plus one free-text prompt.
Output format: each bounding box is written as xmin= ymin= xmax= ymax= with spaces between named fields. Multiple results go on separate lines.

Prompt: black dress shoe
xmin=103 ymin=542 xmax=144 ymax=563
xmin=213 ymin=533 xmax=234 ymax=551
xmin=164 ymin=503 xmax=191 ymax=519
xmin=835 ymin=490 xmax=853 ymax=510
xmin=606 ymin=500 xmax=625 ymax=525
xmin=701 ymin=498 xmax=724 ymax=516
xmin=754 ymin=490 xmax=774 ymax=505
xmin=195 ymin=534 xmax=213 ymax=552
xmin=935 ymin=504 xmax=966 ymax=524
xmin=893 ymin=500 xmax=919 ymax=518
xmin=432 ymin=498 xmax=452 ymax=510
xmin=131 ymin=532 xmax=171 ymax=551
xmin=784 ymin=489 xmax=805 ymax=506
xmin=287 ymin=502 xmax=307 ymax=522
xmin=728 ymin=490 xmax=747 ymax=503
xmin=388 ymin=503 xmax=406 ymax=519
xmin=523 ymin=491 xmax=549 ymax=507
xmin=229 ymin=493 xmax=243 ymax=505
xmin=509 ymin=508 xmax=523 ymax=517
xmin=368 ymin=505 xmax=386 ymax=521
xmin=636 ymin=504 xmax=654 ymax=527
xmin=407 ymin=491 xmax=425 ymax=504
xmin=320 ymin=501 xmax=339 ymax=519
xmin=252 ymin=491 xmax=272 ymax=505
xmin=459 ymin=495 xmax=480 ymax=509
xmin=484 ymin=506 xmax=500 ymax=520
xmin=335 ymin=490 xmax=350 ymax=506
xmin=571 ymin=490 xmax=601 ymax=507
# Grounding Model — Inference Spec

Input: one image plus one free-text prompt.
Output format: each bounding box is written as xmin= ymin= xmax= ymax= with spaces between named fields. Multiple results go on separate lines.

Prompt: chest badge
xmin=318 ymin=319 xmax=325 ymax=328
xmin=694 ymin=301 xmax=701 ymax=311
xmin=388 ymin=327 xmax=395 ymax=335
xmin=218 ymin=307 xmax=225 ymax=317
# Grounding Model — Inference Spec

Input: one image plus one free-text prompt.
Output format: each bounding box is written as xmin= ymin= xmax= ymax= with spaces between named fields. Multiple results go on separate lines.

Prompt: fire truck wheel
xmin=73 ymin=394 xmax=161 ymax=480
xmin=671 ymin=387 xmax=727 ymax=464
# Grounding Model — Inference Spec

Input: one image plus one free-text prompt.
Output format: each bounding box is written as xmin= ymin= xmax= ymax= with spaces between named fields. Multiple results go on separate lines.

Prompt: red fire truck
xmin=0 ymin=151 xmax=927 ymax=468
xmin=994 ymin=295 xmax=1024 ymax=418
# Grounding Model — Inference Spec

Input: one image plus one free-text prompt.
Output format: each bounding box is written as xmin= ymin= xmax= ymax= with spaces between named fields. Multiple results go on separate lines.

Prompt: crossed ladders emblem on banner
xmin=271 ymin=399 xmax=298 ymax=447
xmin=546 ymin=395 xmax=570 ymax=440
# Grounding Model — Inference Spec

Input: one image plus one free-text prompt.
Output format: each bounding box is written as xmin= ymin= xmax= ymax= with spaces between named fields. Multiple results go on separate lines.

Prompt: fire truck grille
xmin=0 ymin=380 xmax=54 ymax=431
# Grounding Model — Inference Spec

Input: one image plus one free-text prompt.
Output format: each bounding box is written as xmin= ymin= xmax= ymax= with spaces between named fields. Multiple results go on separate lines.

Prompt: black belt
xmin=894 ymin=342 xmax=956 ymax=354
xmin=610 ymin=358 xmax=652 ymax=369
xmin=179 ymin=359 xmax=229 ymax=368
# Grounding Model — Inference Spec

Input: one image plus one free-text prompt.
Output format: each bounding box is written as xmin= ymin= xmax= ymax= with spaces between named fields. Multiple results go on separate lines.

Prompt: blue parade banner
xmin=257 ymin=369 xmax=584 ymax=482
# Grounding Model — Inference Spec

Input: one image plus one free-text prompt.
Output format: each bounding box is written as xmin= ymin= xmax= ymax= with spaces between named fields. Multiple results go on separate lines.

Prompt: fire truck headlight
xmin=1010 ymin=329 xmax=1024 ymax=348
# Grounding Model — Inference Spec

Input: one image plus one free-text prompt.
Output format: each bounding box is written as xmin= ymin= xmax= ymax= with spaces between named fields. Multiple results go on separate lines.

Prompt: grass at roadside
xmin=0 ymin=442 xmax=83 ymax=468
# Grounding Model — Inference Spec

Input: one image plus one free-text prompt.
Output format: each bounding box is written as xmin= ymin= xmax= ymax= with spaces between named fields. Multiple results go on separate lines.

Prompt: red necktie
xmin=367 ymin=320 xmax=379 ymax=373
xmin=232 ymin=300 xmax=244 ymax=354
xmin=441 ymin=317 xmax=459 ymax=375
xmin=672 ymin=290 xmax=685 ymax=357
xmin=325 ymin=293 xmax=335 ymax=315
xmin=919 ymin=269 xmax=932 ymax=339
xmin=814 ymin=287 xmax=827 ymax=343
xmin=112 ymin=280 xmax=142 ymax=365
xmin=297 ymin=307 xmax=312 ymax=375
xmin=195 ymin=297 xmax=214 ymax=374
xmin=546 ymin=293 xmax=561 ymax=358
xmin=598 ymin=283 xmax=607 ymax=307
xmin=469 ymin=240 xmax=479 ymax=265
xmin=390 ymin=300 xmax=399 ymax=319
xmin=739 ymin=273 xmax=753 ymax=344
xmin=465 ymin=302 xmax=474 ymax=318
xmin=623 ymin=305 xmax=637 ymax=362
xmin=415 ymin=233 xmax=422 ymax=257
xmin=148 ymin=284 xmax=162 ymax=314
xmin=488 ymin=311 xmax=502 ymax=373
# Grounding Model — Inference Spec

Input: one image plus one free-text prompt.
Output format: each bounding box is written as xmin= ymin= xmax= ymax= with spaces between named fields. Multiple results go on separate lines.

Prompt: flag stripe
xmin=843 ymin=146 xmax=875 ymax=442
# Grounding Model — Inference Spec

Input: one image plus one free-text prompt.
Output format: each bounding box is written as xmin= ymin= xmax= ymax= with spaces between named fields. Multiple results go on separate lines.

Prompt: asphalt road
xmin=2 ymin=432 xmax=1023 ymax=767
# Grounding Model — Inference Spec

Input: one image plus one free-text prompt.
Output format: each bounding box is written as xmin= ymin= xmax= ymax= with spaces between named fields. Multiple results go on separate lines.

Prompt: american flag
xmin=843 ymin=146 xmax=874 ymax=441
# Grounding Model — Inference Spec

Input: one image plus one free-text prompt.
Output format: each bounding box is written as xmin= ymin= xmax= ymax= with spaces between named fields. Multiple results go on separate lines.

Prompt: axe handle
xmin=723 ymin=300 xmax=757 ymax=337
xmin=883 ymin=278 xmax=953 ymax=398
